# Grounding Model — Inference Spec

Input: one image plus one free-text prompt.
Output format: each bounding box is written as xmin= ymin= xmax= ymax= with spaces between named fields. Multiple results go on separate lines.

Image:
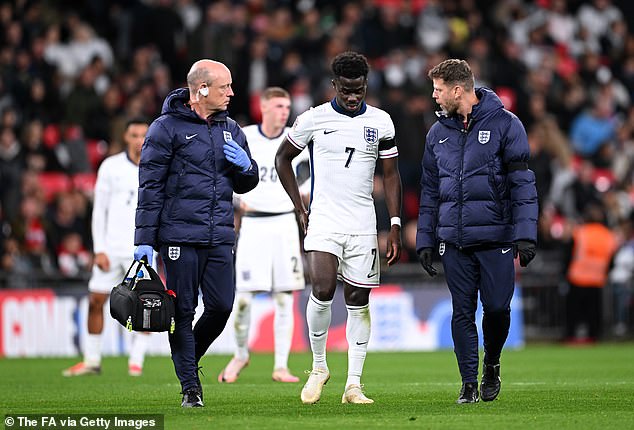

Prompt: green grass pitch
xmin=2 ymin=344 xmax=633 ymax=429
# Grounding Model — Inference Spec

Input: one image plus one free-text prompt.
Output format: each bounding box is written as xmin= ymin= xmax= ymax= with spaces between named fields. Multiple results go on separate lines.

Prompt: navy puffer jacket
xmin=416 ymin=88 xmax=538 ymax=251
xmin=135 ymin=88 xmax=258 ymax=248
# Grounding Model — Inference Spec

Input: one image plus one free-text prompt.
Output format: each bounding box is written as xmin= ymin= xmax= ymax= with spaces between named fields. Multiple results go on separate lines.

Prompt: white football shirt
xmin=239 ymin=125 xmax=309 ymax=213
xmin=287 ymin=100 xmax=398 ymax=235
xmin=92 ymin=152 xmax=140 ymax=258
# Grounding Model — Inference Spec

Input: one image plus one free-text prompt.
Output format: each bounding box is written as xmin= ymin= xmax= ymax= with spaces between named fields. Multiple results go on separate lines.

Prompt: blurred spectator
xmin=189 ymin=1 xmax=241 ymax=69
xmin=561 ymin=159 xmax=604 ymax=220
xmin=608 ymin=215 xmax=634 ymax=337
xmin=57 ymin=232 xmax=91 ymax=278
xmin=0 ymin=237 xmax=32 ymax=289
xmin=46 ymin=192 xmax=90 ymax=266
xmin=416 ymin=0 xmax=449 ymax=54
xmin=47 ymin=125 xmax=90 ymax=174
xmin=21 ymin=119 xmax=61 ymax=172
xmin=545 ymin=0 xmax=577 ymax=47
xmin=527 ymin=125 xmax=554 ymax=209
xmin=569 ymin=97 xmax=618 ymax=167
xmin=577 ymin=0 xmax=624 ymax=56
xmin=64 ymin=66 xmax=104 ymax=139
xmin=11 ymin=195 xmax=55 ymax=275
xmin=0 ymin=127 xmax=24 ymax=223
xmin=43 ymin=21 xmax=113 ymax=91
xmin=564 ymin=204 xmax=618 ymax=343
xmin=131 ymin=0 xmax=185 ymax=79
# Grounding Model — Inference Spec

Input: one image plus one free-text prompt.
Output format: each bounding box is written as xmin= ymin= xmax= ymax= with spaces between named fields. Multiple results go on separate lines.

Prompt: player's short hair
xmin=261 ymin=87 xmax=290 ymax=100
xmin=331 ymin=51 xmax=369 ymax=80
xmin=124 ymin=117 xmax=149 ymax=130
xmin=428 ymin=59 xmax=474 ymax=91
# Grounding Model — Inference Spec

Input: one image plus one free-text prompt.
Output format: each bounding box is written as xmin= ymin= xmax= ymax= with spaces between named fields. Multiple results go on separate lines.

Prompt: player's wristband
xmin=390 ymin=217 xmax=401 ymax=227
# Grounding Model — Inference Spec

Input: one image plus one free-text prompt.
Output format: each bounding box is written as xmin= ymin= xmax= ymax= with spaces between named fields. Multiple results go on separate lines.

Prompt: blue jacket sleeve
xmin=416 ymin=130 xmax=439 ymax=252
xmin=503 ymin=115 xmax=538 ymax=243
xmin=135 ymin=120 xmax=173 ymax=247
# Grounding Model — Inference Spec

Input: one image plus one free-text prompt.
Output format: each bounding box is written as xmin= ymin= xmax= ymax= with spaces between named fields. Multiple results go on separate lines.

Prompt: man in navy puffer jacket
xmin=416 ymin=59 xmax=538 ymax=404
xmin=134 ymin=60 xmax=258 ymax=407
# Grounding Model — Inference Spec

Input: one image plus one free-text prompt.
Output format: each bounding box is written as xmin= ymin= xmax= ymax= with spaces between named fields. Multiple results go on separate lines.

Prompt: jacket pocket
xmin=487 ymin=163 xmax=506 ymax=221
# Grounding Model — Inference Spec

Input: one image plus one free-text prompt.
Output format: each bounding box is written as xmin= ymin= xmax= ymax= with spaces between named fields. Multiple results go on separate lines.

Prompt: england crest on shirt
xmin=478 ymin=130 xmax=490 ymax=144
xmin=364 ymin=127 xmax=378 ymax=144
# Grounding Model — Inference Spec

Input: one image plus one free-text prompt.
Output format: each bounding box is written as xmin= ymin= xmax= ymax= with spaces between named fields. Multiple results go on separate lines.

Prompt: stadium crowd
xmin=1 ymin=0 xmax=634 ymax=311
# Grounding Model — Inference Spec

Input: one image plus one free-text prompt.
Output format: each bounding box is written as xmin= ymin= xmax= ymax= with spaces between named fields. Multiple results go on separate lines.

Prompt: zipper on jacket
xmin=458 ymin=126 xmax=468 ymax=250
xmin=208 ymin=121 xmax=216 ymax=245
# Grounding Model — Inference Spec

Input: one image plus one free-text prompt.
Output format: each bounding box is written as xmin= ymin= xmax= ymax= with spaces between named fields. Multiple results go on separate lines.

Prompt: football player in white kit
xmin=276 ymin=52 xmax=403 ymax=404
xmin=63 ymin=118 xmax=151 ymax=377
xmin=218 ymin=87 xmax=309 ymax=384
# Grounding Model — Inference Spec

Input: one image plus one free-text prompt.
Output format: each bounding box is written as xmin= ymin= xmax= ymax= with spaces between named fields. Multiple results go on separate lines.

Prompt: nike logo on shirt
xmin=439 ymin=137 xmax=449 ymax=143
xmin=312 ymin=331 xmax=327 ymax=338
xmin=355 ymin=341 xmax=368 ymax=346
xmin=323 ymin=129 xmax=337 ymax=134
xmin=186 ymin=134 xmax=198 ymax=140
xmin=502 ymin=248 xmax=512 ymax=254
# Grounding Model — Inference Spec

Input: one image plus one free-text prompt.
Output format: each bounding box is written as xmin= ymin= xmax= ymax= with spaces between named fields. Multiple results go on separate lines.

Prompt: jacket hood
xmin=435 ymin=87 xmax=505 ymax=131
xmin=471 ymin=87 xmax=505 ymax=120
xmin=161 ymin=88 xmax=194 ymax=117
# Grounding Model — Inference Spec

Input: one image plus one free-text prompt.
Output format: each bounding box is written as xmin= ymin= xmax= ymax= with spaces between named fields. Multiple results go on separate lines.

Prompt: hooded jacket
xmin=416 ymin=87 xmax=538 ymax=251
xmin=135 ymin=88 xmax=258 ymax=248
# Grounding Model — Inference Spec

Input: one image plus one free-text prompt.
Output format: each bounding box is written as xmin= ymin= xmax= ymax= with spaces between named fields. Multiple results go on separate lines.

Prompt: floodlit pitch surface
xmin=2 ymin=344 xmax=633 ymax=429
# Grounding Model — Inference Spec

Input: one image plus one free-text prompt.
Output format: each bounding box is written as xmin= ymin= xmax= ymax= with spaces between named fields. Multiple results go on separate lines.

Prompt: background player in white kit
xmin=63 ymin=118 xmax=151 ymax=377
xmin=275 ymin=52 xmax=403 ymax=404
xmin=218 ymin=87 xmax=309 ymax=384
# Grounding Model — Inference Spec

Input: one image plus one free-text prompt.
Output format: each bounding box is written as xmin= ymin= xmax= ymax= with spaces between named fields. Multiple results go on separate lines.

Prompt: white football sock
xmin=345 ymin=304 xmax=371 ymax=387
xmin=306 ymin=293 xmax=332 ymax=371
xmin=128 ymin=332 xmax=149 ymax=368
xmin=83 ymin=334 xmax=102 ymax=367
xmin=233 ymin=292 xmax=252 ymax=361
xmin=273 ymin=292 xmax=294 ymax=370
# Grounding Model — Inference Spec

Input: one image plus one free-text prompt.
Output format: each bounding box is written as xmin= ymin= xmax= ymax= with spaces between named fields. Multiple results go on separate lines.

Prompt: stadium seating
xmin=72 ymin=172 xmax=97 ymax=196
xmin=37 ymin=172 xmax=72 ymax=202
xmin=86 ymin=139 xmax=108 ymax=171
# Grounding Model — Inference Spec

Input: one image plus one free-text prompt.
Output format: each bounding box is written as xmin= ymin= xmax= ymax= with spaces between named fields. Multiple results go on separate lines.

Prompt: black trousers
xmin=160 ymin=244 xmax=235 ymax=391
xmin=441 ymin=244 xmax=515 ymax=383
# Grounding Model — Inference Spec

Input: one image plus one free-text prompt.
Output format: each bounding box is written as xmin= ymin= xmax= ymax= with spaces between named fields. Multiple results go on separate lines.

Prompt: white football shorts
xmin=235 ymin=212 xmax=305 ymax=292
xmin=88 ymin=255 xmax=135 ymax=294
xmin=303 ymin=231 xmax=380 ymax=288
xmin=88 ymin=254 xmax=157 ymax=294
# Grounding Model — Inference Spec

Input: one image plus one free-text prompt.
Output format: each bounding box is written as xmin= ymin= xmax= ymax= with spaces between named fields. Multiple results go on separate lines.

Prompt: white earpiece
xmin=198 ymin=86 xmax=209 ymax=97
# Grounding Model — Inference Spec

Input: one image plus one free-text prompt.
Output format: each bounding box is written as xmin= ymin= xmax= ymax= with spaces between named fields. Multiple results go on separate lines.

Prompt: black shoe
xmin=181 ymin=387 xmax=204 ymax=408
xmin=480 ymin=363 xmax=501 ymax=402
xmin=457 ymin=382 xmax=479 ymax=404
xmin=196 ymin=366 xmax=204 ymax=402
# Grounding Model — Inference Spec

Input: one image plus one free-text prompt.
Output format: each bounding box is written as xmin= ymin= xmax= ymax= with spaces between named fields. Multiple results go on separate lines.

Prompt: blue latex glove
xmin=134 ymin=245 xmax=153 ymax=263
xmin=223 ymin=139 xmax=252 ymax=172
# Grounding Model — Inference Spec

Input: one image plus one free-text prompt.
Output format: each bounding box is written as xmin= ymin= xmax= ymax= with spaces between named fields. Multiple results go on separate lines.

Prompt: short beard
xmin=443 ymin=100 xmax=458 ymax=116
